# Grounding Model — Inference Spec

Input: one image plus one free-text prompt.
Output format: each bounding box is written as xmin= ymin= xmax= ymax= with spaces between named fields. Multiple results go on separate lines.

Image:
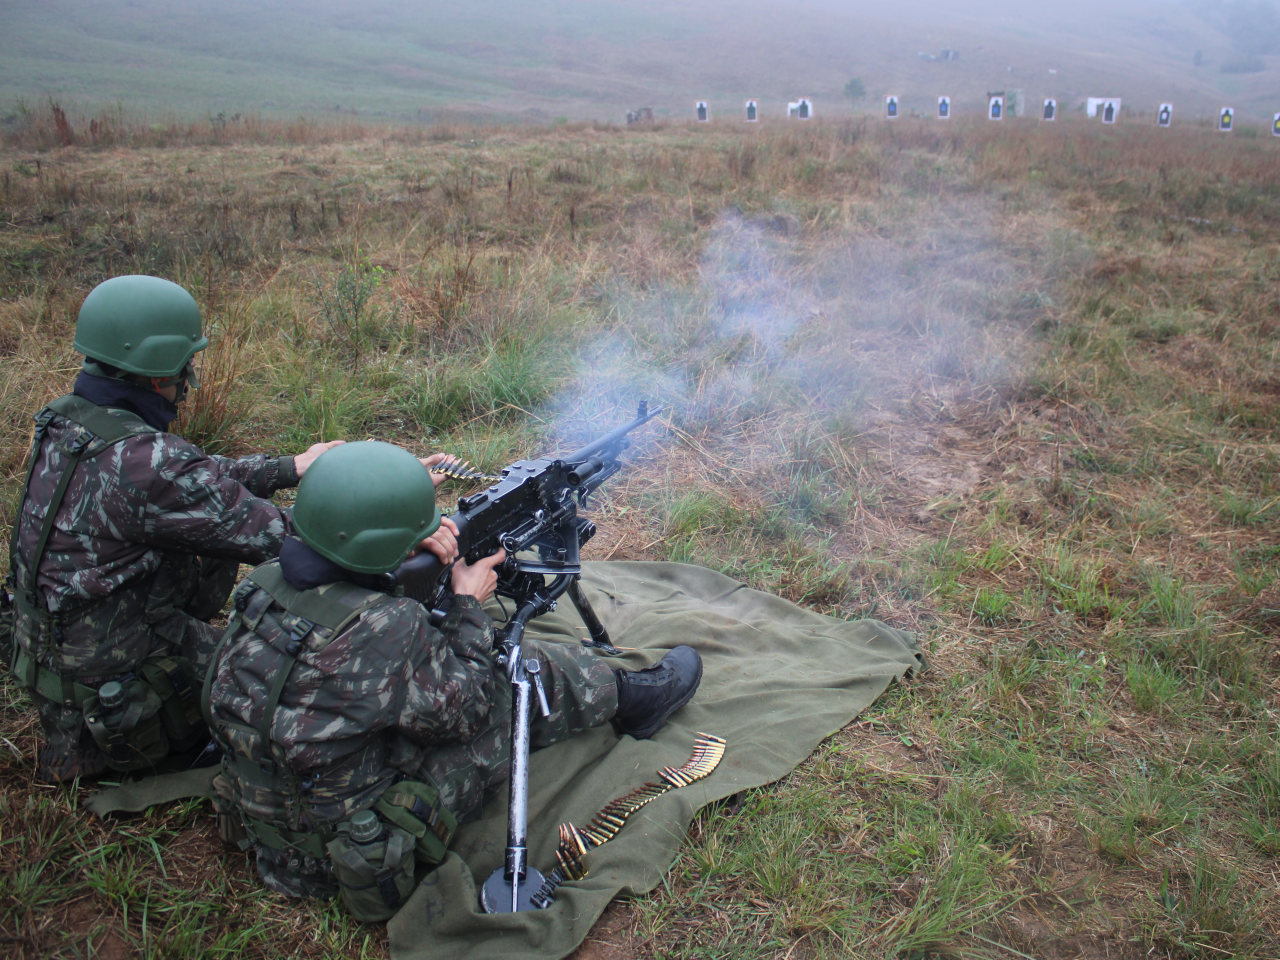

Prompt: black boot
xmin=613 ymin=645 xmax=703 ymax=740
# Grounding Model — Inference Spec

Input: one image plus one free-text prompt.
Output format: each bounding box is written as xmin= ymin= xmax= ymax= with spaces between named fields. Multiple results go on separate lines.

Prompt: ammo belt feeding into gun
xmin=529 ymin=732 xmax=726 ymax=909
xmin=428 ymin=457 xmax=501 ymax=484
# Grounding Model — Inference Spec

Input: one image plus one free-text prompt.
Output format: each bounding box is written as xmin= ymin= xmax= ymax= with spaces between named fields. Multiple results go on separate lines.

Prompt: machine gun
xmin=385 ymin=401 xmax=661 ymax=912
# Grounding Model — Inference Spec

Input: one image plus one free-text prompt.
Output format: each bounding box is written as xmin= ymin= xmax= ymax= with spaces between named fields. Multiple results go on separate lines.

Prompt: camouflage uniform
xmin=8 ymin=393 xmax=297 ymax=777
xmin=206 ymin=558 xmax=619 ymax=898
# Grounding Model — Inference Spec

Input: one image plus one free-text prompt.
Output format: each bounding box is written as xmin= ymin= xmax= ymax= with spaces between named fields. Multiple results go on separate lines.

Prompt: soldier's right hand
xmin=450 ymin=548 xmax=506 ymax=603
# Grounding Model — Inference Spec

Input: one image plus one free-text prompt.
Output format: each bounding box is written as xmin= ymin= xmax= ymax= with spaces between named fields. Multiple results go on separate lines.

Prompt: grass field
xmin=1 ymin=105 xmax=1279 ymax=958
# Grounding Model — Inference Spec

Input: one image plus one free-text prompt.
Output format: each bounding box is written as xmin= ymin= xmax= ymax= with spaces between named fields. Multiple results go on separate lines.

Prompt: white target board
xmin=1101 ymin=99 xmax=1119 ymax=124
xmin=1085 ymin=97 xmax=1122 ymax=118
xmin=1042 ymin=98 xmax=1056 ymax=121
xmin=1219 ymin=107 xmax=1234 ymax=132
xmin=695 ymin=101 xmax=709 ymax=122
xmin=1273 ymin=113 xmax=1280 ymax=137
xmin=937 ymin=96 xmax=950 ymax=119
xmin=988 ymin=95 xmax=1003 ymax=120
xmin=745 ymin=99 xmax=758 ymax=122
xmin=885 ymin=96 xmax=899 ymax=119
xmin=1157 ymin=103 xmax=1172 ymax=127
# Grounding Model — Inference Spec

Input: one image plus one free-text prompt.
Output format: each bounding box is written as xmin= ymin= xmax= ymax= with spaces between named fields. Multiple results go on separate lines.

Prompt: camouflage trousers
xmin=33 ymin=556 xmax=238 ymax=781
xmin=252 ymin=640 xmax=619 ymax=898
xmin=412 ymin=637 xmax=620 ymax=822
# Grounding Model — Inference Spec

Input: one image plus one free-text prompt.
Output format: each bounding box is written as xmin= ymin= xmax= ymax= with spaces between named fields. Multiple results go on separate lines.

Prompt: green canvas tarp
xmin=388 ymin=561 xmax=922 ymax=960
xmin=87 ymin=561 xmax=922 ymax=958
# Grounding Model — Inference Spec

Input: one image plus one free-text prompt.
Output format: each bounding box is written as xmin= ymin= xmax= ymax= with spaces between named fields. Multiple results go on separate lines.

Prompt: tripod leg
xmin=480 ymin=616 xmax=546 ymax=912
xmin=567 ymin=578 xmax=621 ymax=655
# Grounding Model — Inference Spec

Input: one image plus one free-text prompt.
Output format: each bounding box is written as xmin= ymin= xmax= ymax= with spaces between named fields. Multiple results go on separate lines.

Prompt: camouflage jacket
xmin=9 ymin=396 xmax=297 ymax=679
xmin=207 ymin=563 xmax=496 ymax=830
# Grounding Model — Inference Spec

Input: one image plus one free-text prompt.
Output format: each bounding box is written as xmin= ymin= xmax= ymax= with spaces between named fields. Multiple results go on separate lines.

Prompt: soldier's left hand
xmin=417 ymin=516 xmax=459 ymax=564
xmin=294 ymin=440 xmax=345 ymax=477
xmin=419 ymin=452 xmax=452 ymax=488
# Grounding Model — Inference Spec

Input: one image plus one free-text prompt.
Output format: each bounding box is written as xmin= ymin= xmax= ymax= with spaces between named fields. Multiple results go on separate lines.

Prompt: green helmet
xmin=74 ymin=275 xmax=208 ymax=378
xmin=292 ymin=441 xmax=442 ymax=575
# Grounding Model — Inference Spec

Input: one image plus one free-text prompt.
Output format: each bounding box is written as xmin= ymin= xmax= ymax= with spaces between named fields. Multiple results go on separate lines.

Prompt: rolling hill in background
xmin=0 ymin=0 xmax=1277 ymax=125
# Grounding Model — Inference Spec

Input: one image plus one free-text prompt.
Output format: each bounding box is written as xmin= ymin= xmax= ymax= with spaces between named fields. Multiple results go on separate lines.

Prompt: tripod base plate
xmin=479 ymin=866 xmax=548 ymax=913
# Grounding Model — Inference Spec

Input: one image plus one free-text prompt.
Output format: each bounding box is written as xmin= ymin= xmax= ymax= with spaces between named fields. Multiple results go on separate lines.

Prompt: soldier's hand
xmin=294 ymin=440 xmax=345 ymax=477
xmin=417 ymin=516 xmax=459 ymax=564
xmin=450 ymin=548 xmax=505 ymax=603
xmin=419 ymin=452 xmax=452 ymax=489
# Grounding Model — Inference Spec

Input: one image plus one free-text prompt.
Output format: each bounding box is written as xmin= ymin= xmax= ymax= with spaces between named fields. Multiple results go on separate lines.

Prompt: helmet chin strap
xmin=149 ymin=364 xmax=195 ymax=403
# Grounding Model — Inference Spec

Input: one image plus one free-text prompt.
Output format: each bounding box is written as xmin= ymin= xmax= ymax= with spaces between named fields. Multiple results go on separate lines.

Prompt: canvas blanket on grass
xmin=388 ymin=561 xmax=922 ymax=960
xmin=89 ymin=561 xmax=922 ymax=960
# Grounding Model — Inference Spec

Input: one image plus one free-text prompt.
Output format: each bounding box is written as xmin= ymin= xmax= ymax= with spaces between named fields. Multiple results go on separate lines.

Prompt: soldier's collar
xmin=279 ymin=538 xmax=389 ymax=593
xmin=72 ymin=371 xmax=178 ymax=432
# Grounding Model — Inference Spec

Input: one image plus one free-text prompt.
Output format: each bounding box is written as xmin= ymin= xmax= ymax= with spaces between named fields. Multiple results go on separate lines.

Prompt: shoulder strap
xmin=14 ymin=397 xmax=160 ymax=610
xmin=46 ymin=394 xmax=158 ymax=446
xmin=247 ymin=564 xmax=391 ymax=644
xmin=11 ymin=408 xmax=58 ymax=598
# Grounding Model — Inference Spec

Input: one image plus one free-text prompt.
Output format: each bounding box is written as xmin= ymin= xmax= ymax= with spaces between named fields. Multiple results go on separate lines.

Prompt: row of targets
xmin=884 ymin=93 xmax=1028 ymax=121
xmin=693 ymin=98 xmax=812 ymax=121
xmin=885 ymin=95 xmax=1275 ymax=133
xmin=690 ymin=98 xmax=1274 ymax=133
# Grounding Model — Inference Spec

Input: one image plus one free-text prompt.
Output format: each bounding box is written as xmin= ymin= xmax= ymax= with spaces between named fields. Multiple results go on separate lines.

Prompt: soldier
xmin=5 ymin=275 xmax=353 ymax=782
xmin=205 ymin=442 xmax=702 ymax=914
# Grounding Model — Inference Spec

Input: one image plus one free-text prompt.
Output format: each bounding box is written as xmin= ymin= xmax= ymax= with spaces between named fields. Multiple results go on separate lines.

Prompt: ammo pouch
xmin=326 ymin=821 xmax=417 ymax=921
xmin=210 ymin=771 xmax=250 ymax=848
xmin=136 ymin=655 xmax=206 ymax=753
xmin=79 ymin=655 xmax=205 ymax=772
xmin=323 ymin=780 xmax=457 ymax=921
xmin=83 ymin=678 xmax=170 ymax=771
xmin=375 ymin=779 xmax=458 ymax=866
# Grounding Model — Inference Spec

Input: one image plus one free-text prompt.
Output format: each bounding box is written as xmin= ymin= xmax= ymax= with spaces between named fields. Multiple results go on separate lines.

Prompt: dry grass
xmin=2 ymin=110 xmax=1279 ymax=958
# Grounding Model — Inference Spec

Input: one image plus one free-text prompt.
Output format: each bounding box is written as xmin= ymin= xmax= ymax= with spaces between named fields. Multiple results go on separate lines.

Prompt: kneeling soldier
xmin=6 ymin=275 xmax=341 ymax=782
xmin=204 ymin=441 xmax=701 ymax=917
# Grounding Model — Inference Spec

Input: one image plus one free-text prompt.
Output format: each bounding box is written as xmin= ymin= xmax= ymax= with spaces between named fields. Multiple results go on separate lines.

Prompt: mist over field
xmin=2 ymin=0 xmax=1279 ymax=122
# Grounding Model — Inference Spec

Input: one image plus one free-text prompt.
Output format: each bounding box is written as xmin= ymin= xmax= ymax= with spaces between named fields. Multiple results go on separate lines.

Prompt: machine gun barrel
xmin=563 ymin=400 xmax=661 ymax=466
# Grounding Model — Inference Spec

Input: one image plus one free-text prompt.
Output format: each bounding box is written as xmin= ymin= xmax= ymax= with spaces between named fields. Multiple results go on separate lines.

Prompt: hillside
xmin=1 ymin=0 xmax=1278 ymax=123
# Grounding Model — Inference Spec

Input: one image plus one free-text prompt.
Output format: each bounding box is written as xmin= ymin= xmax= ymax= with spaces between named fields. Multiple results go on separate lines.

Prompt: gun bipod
xmin=566 ymin=576 xmax=623 ymax=656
